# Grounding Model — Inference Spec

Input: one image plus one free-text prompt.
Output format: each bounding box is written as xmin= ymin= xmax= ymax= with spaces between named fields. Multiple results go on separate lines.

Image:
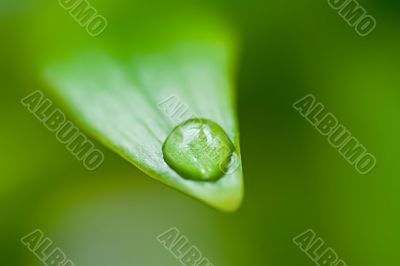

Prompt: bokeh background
xmin=1 ymin=0 xmax=399 ymax=265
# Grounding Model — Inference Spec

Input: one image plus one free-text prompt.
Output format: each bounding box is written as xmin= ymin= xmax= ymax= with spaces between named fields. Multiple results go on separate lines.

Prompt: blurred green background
xmin=1 ymin=0 xmax=399 ymax=265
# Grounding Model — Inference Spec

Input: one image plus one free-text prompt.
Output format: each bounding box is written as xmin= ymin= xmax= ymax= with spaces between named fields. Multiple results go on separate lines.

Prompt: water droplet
xmin=162 ymin=119 xmax=237 ymax=182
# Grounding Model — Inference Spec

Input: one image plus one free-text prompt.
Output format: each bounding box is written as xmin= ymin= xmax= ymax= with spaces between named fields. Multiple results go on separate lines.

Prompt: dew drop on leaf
xmin=162 ymin=119 xmax=237 ymax=182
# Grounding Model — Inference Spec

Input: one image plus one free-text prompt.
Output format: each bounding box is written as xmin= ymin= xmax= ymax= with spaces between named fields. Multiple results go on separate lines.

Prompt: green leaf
xmin=40 ymin=10 xmax=243 ymax=212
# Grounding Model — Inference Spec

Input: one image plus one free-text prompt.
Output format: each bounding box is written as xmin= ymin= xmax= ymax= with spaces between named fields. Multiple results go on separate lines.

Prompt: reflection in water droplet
xmin=162 ymin=119 xmax=237 ymax=182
